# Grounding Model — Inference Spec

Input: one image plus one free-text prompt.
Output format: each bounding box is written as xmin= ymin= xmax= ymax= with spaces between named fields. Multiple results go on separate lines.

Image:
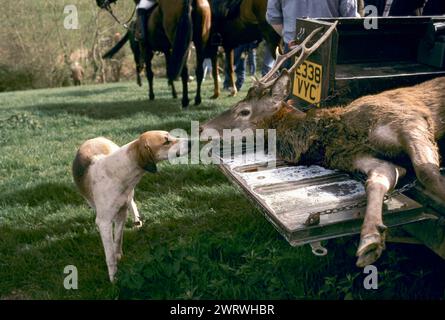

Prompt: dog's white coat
xmin=73 ymin=131 xmax=188 ymax=281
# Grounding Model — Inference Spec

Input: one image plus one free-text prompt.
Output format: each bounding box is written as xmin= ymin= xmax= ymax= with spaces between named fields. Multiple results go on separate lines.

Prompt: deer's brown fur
xmin=202 ymin=73 xmax=445 ymax=267
xmin=261 ymin=77 xmax=445 ymax=171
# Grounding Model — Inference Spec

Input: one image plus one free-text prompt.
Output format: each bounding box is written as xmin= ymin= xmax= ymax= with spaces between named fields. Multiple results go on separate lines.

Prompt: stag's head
xmin=201 ymin=22 xmax=337 ymax=135
xmin=202 ymin=71 xmax=293 ymax=134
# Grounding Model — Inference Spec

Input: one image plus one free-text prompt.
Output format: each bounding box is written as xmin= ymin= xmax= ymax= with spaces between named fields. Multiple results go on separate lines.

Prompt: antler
xmin=258 ymin=21 xmax=338 ymax=88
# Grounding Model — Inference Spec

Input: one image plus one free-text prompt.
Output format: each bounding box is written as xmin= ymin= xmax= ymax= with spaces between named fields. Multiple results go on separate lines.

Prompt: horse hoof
xmin=194 ymin=97 xmax=201 ymax=106
xmin=182 ymin=100 xmax=190 ymax=108
xmin=149 ymin=95 xmax=155 ymax=101
xmin=210 ymin=94 xmax=219 ymax=99
xmin=356 ymin=232 xmax=385 ymax=267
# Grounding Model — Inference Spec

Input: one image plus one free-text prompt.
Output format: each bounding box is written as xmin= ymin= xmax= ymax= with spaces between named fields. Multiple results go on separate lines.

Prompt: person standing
xmin=266 ymin=0 xmax=359 ymax=103
xmin=266 ymin=0 xmax=359 ymax=52
xmin=135 ymin=0 xmax=157 ymax=63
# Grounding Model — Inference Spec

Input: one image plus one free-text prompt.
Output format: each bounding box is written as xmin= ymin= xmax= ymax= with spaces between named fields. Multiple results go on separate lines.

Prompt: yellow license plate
xmin=292 ymin=60 xmax=323 ymax=105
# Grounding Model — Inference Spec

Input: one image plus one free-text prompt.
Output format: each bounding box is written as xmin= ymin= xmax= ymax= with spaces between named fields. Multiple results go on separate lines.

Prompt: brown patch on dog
xmin=127 ymin=132 xmax=167 ymax=173
xmin=72 ymin=137 xmax=117 ymax=201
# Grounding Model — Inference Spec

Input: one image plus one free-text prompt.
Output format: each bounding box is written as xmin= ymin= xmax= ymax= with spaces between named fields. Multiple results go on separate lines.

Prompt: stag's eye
xmin=239 ymin=109 xmax=251 ymax=117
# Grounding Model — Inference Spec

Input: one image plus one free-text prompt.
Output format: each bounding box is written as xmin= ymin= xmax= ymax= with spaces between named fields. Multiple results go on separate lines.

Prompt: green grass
xmin=1 ymin=79 xmax=445 ymax=299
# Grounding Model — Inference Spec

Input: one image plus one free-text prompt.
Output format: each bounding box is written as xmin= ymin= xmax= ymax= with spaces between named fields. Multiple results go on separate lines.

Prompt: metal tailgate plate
xmin=218 ymin=151 xmax=430 ymax=246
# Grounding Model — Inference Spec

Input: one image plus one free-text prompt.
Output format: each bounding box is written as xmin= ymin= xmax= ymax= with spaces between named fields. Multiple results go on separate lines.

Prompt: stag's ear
xmin=271 ymin=70 xmax=291 ymax=102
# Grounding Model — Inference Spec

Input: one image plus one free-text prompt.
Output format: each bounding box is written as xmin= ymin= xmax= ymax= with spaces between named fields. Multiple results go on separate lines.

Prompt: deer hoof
xmin=210 ymin=93 xmax=219 ymax=99
xmin=355 ymin=232 xmax=385 ymax=267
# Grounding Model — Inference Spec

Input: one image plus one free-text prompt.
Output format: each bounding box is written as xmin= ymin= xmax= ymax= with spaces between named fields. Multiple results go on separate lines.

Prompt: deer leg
xmin=403 ymin=128 xmax=445 ymax=203
xmin=225 ymin=48 xmax=237 ymax=97
xmin=353 ymin=156 xmax=404 ymax=267
xmin=211 ymin=54 xmax=220 ymax=99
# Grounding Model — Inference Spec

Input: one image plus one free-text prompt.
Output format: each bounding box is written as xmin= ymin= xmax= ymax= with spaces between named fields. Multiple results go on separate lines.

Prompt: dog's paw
xmin=133 ymin=220 xmax=143 ymax=229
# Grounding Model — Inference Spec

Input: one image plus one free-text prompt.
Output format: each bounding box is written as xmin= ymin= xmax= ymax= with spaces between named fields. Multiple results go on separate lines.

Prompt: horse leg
xmin=402 ymin=124 xmax=445 ymax=203
xmin=353 ymin=156 xmax=404 ymax=267
xmin=165 ymin=53 xmax=178 ymax=99
xmin=194 ymin=49 xmax=204 ymax=105
xmin=145 ymin=49 xmax=155 ymax=100
xmin=211 ymin=54 xmax=220 ymax=99
xmin=192 ymin=0 xmax=211 ymax=105
xmin=225 ymin=48 xmax=237 ymax=97
xmin=130 ymin=34 xmax=143 ymax=87
xmin=181 ymin=64 xmax=190 ymax=108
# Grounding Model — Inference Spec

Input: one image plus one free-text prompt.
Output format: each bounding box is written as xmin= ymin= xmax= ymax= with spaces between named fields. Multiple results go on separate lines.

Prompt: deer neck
xmin=261 ymin=108 xmax=344 ymax=164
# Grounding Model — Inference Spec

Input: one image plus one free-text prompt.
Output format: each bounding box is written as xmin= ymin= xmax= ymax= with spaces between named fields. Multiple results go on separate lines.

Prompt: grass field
xmin=1 ymin=79 xmax=445 ymax=300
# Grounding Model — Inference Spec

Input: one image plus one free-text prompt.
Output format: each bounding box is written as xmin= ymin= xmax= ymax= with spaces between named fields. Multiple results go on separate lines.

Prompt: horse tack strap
xmin=104 ymin=3 xmax=137 ymax=30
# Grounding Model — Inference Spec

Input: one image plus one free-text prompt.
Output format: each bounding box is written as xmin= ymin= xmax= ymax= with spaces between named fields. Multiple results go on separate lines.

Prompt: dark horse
xmin=97 ymin=0 xmax=211 ymax=108
xmin=207 ymin=0 xmax=281 ymax=98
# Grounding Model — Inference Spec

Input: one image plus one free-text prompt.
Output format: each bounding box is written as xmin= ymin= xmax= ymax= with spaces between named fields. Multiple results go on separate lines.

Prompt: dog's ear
xmin=141 ymin=143 xmax=157 ymax=173
xmin=143 ymin=160 xmax=157 ymax=173
xmin=135 ymin=135 xmax=158 ymax=173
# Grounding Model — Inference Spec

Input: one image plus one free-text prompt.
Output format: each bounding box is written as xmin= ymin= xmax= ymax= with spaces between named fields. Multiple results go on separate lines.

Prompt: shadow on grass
xmin=0 ymin=182 xmax=83 ymax=207
xmin=25 ymin=98 xmax=192 ymax=120
xmin=123 ymin=120 xmax=198 ymax=135
xmin=51 ymin=86 xmax=129 ymax=98
xmin=2 ymin=175 xmax=445 ymax=299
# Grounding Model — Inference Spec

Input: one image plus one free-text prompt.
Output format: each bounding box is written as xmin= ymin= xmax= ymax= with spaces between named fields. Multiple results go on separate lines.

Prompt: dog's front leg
xmin=129 ymin=198 xmax=143 ymax=228
xmin=96 ymin=217 xmax=117 ymax=282
xmin=353 ymin=156 xmax=405 ymax=267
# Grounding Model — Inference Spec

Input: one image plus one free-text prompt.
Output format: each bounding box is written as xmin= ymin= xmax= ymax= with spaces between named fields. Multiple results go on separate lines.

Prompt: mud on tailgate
xmin=218 ymin=151 xmax=432 ymax=246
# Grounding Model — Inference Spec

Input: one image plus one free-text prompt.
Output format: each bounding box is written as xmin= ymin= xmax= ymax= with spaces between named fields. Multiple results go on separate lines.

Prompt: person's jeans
xmin=202 ymin=58 xmax=212 ymax=80
xmin=261 ymin=45 xmax=275 ymax=76
xmin=283 ymin=42 xmax=292 ymax=70
xmin=247 ymin=48 xmax=257 ymax=75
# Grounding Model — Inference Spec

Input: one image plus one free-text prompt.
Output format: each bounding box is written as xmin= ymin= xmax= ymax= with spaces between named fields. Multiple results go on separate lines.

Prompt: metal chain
xmin=304 ymin=179 xmax=418 ymax=226
xmin=300 ymin=86 xmax=351 ymax=110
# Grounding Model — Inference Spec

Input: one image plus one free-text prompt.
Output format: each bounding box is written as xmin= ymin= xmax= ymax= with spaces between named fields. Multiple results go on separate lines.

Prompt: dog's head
xmin=135 ymin=130 xmax=190 ymax=173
